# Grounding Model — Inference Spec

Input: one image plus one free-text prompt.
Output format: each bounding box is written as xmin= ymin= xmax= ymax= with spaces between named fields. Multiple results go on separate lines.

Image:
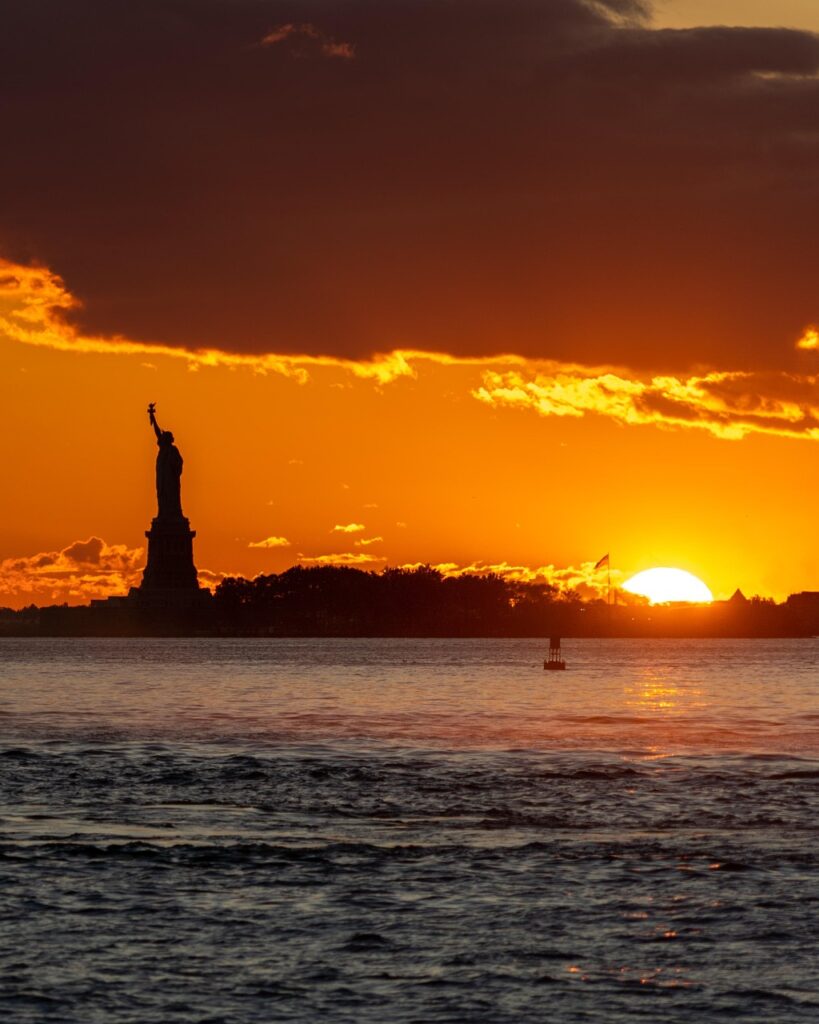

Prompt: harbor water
xmin=0 ymin=638 xmax=817 ymax=1022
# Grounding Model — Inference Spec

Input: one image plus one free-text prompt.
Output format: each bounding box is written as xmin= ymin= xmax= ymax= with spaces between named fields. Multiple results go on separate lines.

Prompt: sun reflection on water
xmin=624 ymin=668 xmax=706 ymax=717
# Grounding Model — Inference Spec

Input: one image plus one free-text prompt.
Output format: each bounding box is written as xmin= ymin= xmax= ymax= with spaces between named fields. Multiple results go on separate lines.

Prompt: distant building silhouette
xmin=784 ymin=591 xmax=819 ymax=635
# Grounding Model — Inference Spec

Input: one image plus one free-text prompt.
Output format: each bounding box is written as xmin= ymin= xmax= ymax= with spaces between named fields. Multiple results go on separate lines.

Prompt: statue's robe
xmin=156 ymin=442 xmax=183 ymax=519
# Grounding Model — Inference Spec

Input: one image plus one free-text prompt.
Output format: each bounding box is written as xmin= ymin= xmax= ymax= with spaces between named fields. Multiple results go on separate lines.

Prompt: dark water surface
xmin=0 ymin=638 xmax=817 ymax=1022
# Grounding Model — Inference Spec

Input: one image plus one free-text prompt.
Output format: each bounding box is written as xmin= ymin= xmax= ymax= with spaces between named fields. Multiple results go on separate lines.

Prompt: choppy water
xmin=0 ymin=638 xmax=817 ymax=1022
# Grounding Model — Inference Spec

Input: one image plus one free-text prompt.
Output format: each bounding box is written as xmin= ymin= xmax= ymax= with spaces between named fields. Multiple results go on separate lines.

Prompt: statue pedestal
xmin=139 ymin=516 xmax=201 ymax=592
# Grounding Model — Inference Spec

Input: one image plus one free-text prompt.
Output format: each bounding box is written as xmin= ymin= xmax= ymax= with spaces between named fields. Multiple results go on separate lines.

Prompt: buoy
xmin=544 ymin=635 xmax=566 ymax=671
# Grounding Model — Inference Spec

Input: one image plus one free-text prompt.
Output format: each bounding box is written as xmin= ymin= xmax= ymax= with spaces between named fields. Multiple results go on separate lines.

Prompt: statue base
xmin=139 ymin=516 xmax=201 ymax=592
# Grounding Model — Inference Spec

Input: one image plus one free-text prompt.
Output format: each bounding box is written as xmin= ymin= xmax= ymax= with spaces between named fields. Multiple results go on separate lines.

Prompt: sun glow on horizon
xmin=623 ymin=568 xmax=714 ymax=605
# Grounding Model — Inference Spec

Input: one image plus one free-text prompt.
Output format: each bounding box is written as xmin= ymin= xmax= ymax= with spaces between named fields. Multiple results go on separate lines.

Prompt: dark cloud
xmin=260 ymin=21 xmax=355 ymax=57
xmin=1 ymin=0 xmax=818 ymax=370
xmin=63 ymin=537 xmax=106 ymax=565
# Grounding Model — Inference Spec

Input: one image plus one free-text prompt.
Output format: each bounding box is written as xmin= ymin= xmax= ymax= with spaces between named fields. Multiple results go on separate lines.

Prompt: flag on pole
xmin=594 ymin=554 xmax=609 ymax=570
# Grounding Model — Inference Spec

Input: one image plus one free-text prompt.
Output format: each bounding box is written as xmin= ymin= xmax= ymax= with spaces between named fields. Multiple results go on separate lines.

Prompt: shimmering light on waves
xmin=623 ymin=567 xmax=714 ymax=605
xmin=627 ymin=670 xmax=684 ymax=715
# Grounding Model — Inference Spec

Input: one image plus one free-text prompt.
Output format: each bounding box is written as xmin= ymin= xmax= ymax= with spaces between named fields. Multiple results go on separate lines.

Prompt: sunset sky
xmin=3 ymin=0 xmax=819 ymax=607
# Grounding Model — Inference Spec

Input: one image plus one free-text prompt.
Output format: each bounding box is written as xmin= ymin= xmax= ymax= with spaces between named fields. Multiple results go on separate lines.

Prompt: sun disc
xmin=623 ymin=568 xmax=713 ymax=605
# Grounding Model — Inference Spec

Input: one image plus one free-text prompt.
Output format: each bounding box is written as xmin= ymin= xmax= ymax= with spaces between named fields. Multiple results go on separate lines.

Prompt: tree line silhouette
xmin=2 ymin=564 xmax=817 ymax=637
xmin=212 ymin=565 xmax=576 ymax=636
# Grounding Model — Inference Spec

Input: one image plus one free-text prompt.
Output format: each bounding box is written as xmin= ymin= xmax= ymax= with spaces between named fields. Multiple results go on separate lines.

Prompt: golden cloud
xmin=197 ymin=568 xmax=231 ymax=591
xmin=331 ymin=523 xmax=366 ymax=534
xmin=0 ymin=535 xmax=230 ymax=607
xmin=797 ymin=326 xmax=819 ymax=351
xmin=473 ymin=366 xmax=819 ymax=441
xmin=248 ymin=536 xmax=291 ymax=549
xmin=0 ymin=537 xmax=143 ymax=608
xmin=297 ymin=551 xmax=387 ymax=568
xmin=399 ymin=559 xmax=621 ymax=601
xmin=354 ymin=536 xmax=383 ymax=547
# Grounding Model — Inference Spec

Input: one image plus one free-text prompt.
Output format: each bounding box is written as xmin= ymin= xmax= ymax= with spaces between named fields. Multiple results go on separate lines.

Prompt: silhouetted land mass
xmin=8 ymin=403 xmax=812 ymax=638
xmin=2 ymin=566 xmax=819 ymax=638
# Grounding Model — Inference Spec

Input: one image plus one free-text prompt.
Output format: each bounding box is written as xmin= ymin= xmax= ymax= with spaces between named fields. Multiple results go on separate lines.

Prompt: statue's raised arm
xmin=148 ymin=402 xmax=162 ymax=441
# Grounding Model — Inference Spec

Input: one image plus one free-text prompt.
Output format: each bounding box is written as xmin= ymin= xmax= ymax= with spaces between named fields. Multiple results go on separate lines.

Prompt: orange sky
xmin=2 ymin=257 xmax=818 ymax=607
xmin=2 ymin=1 xmax=819 ymax=608
xmin=657 ymin=2 xmax=819 ymax=32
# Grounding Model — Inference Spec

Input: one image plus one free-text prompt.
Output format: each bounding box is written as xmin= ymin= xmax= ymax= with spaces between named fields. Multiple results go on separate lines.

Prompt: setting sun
xmin=623 ymin=568 xmax=714 ymax=605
